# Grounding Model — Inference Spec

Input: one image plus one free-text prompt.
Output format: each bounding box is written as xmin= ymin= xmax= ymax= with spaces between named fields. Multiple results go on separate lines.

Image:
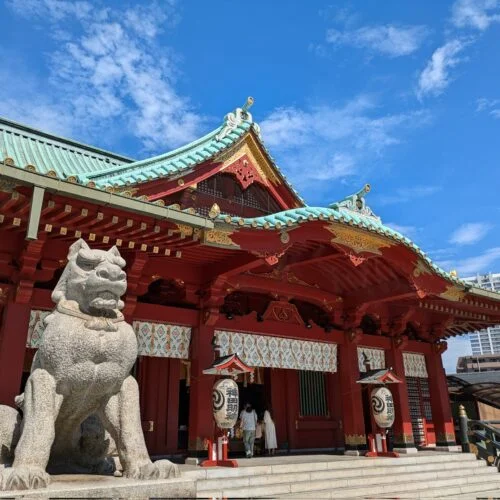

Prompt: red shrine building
xmin=2 ymin=99 xmax=500 ymax=457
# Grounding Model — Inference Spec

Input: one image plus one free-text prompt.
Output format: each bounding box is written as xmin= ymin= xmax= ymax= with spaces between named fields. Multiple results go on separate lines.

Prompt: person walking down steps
xmin=263 ymin=408 xmax=277 ymax=455
xmin=239 ymin=403 xmax=258 ymax=458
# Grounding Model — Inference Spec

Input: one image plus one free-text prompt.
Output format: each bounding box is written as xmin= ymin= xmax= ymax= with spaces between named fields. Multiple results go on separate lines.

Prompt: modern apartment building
xmin=456 ymin=354 xmax=500 ymax=373
xmin=463 ymin=273 xmax=500 ymax=355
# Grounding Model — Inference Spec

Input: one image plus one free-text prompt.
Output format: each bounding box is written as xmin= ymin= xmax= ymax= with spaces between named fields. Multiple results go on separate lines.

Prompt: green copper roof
xmin=83 ymin=120 xmax=252 ymax=187
xmin=215 ymin=197 xmax=467 ymax=289
xmin=0 ymin=117 xmax=133 ymax=178
xmin=79 ymin=102 xmax=305 ymax=204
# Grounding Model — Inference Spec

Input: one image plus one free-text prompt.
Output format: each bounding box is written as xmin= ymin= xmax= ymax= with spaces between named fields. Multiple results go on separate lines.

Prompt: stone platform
xmin=0 ymin=473 xmax=196 ymax=499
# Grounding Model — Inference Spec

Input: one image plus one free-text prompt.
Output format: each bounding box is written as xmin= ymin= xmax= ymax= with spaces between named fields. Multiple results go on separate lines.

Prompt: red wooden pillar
xmin=0 ymin=300 xmax=31 ymax=406
xmin=270 ymin=369 xmax=288 ymax=450
xmin=187 ymin=324 xmax=215 ymax=457
xmin=339 ymin=331 xmax=366 ymax=454
xmin=426 ymin=345 xmax=457 ymax=449
xmin=285 ymin=369 xmax=299 ymax=450
xmin=385 ymin=338 xmax=417 ymax=453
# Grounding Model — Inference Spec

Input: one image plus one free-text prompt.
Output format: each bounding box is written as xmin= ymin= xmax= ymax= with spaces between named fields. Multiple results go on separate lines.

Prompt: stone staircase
xmin=186 ymin=452 xmax=500 ymax=499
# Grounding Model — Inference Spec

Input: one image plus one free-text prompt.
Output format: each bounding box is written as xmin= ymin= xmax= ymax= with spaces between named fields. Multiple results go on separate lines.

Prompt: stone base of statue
xmin=0 ymin=471 xmax=195 ymax=499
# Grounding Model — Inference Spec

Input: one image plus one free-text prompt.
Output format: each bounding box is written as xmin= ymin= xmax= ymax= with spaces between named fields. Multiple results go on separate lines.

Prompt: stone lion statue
xmin=0 ymin=239 xmax=179 ymax=490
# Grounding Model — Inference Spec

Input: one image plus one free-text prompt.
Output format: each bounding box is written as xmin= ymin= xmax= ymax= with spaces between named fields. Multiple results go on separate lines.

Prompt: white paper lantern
xmin=212 ymin=378 xmax=239 ymax=429
xmin=370 ymin=386 xmax=395 ymax=429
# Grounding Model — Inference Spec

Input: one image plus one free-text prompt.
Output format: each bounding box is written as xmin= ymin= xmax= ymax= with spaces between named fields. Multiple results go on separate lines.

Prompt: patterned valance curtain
xmin=134 ymin=321 xmax=191 ymax=359
xmin=27 ymin=310 xmax=51 ymax=348
xmin=357 ymin=347 xmax=386 ymax=373
xmin=403 ymin=352 xmax=428 ymax=378
xmin=214 ymin=330 xmax=337 ymax=373
xmin=27 ymin=310 xmax=191 ymax=360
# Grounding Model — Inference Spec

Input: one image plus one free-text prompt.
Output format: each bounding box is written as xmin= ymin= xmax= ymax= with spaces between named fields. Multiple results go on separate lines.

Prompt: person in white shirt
xmin=239 ymin=403 xmax=258 ymax=458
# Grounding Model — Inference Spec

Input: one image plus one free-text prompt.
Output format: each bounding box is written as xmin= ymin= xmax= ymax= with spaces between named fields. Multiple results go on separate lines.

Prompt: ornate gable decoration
xmin=262 ymin=300 xmax=304 ymax=325
xmin=329 ymin=184 xmax=381 ymax=223
xmin=217 ymin=134 xmax=281 ymax=188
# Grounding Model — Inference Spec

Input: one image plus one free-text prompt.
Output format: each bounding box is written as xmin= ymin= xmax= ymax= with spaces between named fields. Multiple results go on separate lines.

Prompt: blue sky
xmin=2 ymin=0 xmax=500 ymax=371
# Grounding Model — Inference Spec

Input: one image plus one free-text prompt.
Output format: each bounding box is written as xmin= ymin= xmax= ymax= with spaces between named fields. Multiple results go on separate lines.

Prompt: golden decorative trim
xmin=326 ymin=224 xmax=392 ymax=255
xmin=344 ymin=434 xmax=367 ymax=446
xmin=66 ymin=176 xmax=78 ymax=183
xmin=440 ymin=285 xmax=466 ymax=302
xmin=86 ymin=181 xmax=96 ymax=188
xmin=3 ymin=157 xmax=14 ymax=166
xmin=393 ymin=433 xmax=415 ymax=444
xmin=46 ymin=170 xmax=58 ymax=178
xmin=413 ymin=259 xmax=432 ymax=278
xmin=217 ymin=135 xmax=281 ymax=185
xmin=203 ymin=229 xmax=239 ymax=248
xmin=175 ymin=224 xmax=194 ymax=237
xmin=25 ymin=164 xmax=36 ymax=172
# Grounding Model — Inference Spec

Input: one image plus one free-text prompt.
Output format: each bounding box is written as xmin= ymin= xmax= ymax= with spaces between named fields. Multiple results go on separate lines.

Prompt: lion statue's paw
xmin=124 ymin=459 xmax=179 ymax=480
xmin=154 ymin=459 xmax=180 ymax=479
xmin=124 ymin=461 xmax=159 ymax=480
xmin=1 ymin=466 xmax=51 ymax=490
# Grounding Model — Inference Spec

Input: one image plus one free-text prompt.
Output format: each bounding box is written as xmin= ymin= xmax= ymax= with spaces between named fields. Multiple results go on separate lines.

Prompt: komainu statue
xmin=0 ymin=240 xmax=179 ymax=490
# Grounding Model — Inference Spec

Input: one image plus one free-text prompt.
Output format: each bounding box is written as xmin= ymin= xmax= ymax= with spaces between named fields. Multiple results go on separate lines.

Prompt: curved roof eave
xmin=214 ymin=205 xmax=476 ymax=291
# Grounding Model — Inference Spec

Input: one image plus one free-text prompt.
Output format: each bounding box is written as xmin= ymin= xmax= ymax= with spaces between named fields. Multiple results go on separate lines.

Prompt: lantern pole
xmin=201 ymin=349 xmax=254 ymax=468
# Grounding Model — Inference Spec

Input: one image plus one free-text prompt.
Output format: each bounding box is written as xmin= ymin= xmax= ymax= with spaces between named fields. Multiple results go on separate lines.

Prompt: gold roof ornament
xmin=208 ymin=203 xmax=221 ymax=219
xmin=450 ymin=269 xmax=458 ymax=277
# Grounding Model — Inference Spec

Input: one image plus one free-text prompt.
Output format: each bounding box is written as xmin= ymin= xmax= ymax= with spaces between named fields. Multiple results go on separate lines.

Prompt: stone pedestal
xmin=0 ymin=474 xmax=196 ymax=499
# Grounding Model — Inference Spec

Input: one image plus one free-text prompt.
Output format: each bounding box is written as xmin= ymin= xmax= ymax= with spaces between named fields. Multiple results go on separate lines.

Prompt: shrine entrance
xmin=229 ymin=368 xmax=271 ymax=456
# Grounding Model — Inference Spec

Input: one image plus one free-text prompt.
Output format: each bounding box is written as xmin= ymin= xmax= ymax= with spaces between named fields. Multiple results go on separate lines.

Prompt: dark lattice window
xmin=407 ymin=377 xmax=433 ymax=446
xmin=299 ymin=371 xmax=328 ymax=417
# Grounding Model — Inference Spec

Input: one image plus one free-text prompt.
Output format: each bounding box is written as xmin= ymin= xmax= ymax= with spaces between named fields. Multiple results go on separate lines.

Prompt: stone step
xmin=197 ymin=462 xmax=499 ymax=498
xmin=195 ymin=458 xmax=488 ymax=493
xmin=276 ymin=470 xmax=500 ymax=499
xmin=191 ymin=452 xmax=479 ymax=483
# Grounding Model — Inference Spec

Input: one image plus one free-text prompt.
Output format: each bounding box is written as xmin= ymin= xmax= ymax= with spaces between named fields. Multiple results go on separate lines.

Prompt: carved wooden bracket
xmin=392 ymin=335 xmax=409 ymax=351
xmin=345 ymin=327 xmax=363 ymax=344
xmin=342 ymin=306 xmax=366 ymax=331
xmin=433 ymin=340 xmax=448 ymax=354
xmin=262 ymin=300 xmax=304 ymax=325
xmin=15 ymin=239 xmax=46 ymax=304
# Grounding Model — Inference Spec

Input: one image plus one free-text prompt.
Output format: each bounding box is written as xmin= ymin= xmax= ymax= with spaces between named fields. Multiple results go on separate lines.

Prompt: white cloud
xmin=451 ymin=0 xmax=500 ymax=31
xmin=476 ymin=97 xmax=500 ymax=118
xmin=260 ymin=96 xmax=430 ymax=187
xmin=326 ymin=24 xmax=428 ymax=57
xmin=437 ymin=247 xmax=500 ymax=276
xmin=376 ymin=185 xmax=441 ymax=205
xmin=417 ymin=40 xmax=467 ymax=98
xmin=4 ymin=0 xmax=205 ymax=151
xmin=442 ymin=336 xmax=471 ymax=373
xmin=449 ymin=222 xmax=493 ymax=245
